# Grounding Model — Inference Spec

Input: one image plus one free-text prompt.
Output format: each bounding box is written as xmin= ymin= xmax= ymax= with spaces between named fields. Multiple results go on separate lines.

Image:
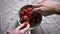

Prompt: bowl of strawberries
xmin=18 ymin=5 xmax=42 ymax=30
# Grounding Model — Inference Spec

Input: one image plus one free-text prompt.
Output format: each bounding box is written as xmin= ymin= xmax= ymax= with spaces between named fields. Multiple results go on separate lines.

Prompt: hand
xmin=33 ymin=0 xmax=59 ymax=16
xmin=9 ymin=22 xmax=30 ymax=34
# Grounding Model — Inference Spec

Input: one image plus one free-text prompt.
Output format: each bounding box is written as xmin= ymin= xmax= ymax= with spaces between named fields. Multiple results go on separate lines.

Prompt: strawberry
xmin=23 ymin=9 xmax=28 ymax=14
xmin=20 ymin=11 xmax=24 ymax=16
xmin=27 ymin=11 xmax=32 ymax=18
xmin=27 ymin=7 xmax=33 ymax=12
xmin=23 ymin=15 xmax=28 ymax=21
xmin=26 ymin=18 xmax=30 ymax=23
xmin=24 ymin=22 xmax=28 ymax=27
xmin=20 ymin=18 xmax=23 ymax=21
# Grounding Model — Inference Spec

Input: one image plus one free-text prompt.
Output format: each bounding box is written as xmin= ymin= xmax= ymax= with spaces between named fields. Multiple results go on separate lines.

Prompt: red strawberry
xmin=27 ymin=11 xmax=32 ymax=17
xmin=20 ymin=11 xmax=24 ymax=16
xmin=29 ymin=16 xmax=33 ymax=19
xmin=24 ymin=22 xmax=28 ymax=27
xmin=26 ymin=18 xmax=30 ymax=23
xmin=20 ymin=18 xmax=23 ymax=21
xmin=23 ymin=15 xmax=28 ymax=21
xmin=23 ymin=9 xmax=28 ymax=14
xmin=27 ymin=7 xmax=33 ymax=12
xmin=29 ymin=11 xmax=32 ymax=14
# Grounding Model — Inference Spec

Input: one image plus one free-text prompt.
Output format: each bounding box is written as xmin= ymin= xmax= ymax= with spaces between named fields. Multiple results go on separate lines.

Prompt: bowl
xmin=18 ymin=5 xmax=42 ymax=30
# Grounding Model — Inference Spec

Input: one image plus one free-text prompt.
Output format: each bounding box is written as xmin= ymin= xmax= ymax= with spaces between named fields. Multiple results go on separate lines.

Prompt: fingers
xmin=20 ymin=23 xmax=30 ymax=33
xmin=32 ymin=7 xmax=41 ymax=14
xmin=28 ymin=31 xmax=31 ymax=34
xmin=33 ymin=5 xmax=51 ymax=12
xmin=32 ymin=6 xmax=52 ymax=16
xmin=33 ymin=4 xmax=42 ymax=8
xmin=33 ymin=7 xmax=40 ymax=11
xmin=15 ymin=23 xmax=24 ymax=30
xmin=25 ymin=30 xmax=30 ymax=34
xmin=25 ymin=31 xmax=29 ymax=34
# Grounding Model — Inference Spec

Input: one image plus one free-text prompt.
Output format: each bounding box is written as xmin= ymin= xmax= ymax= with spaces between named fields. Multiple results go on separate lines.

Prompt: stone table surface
xmin=0 ymin=0 xmax=60 ymax=34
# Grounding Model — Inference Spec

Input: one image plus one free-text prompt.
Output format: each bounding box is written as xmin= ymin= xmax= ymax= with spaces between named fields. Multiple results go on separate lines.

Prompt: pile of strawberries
xmin=20 ymin=5 xmax=41 ymax=27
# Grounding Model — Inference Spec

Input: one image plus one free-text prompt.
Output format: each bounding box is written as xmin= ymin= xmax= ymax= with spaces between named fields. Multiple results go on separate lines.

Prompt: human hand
xmin=33 ymin=0 xmax=59 ymax=16
xmin=9 ymin=22 xmax=30 ymax=34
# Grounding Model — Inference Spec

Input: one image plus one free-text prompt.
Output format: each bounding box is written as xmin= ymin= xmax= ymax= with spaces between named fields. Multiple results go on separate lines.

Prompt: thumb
xmin=15 ymin=23 xmax=24 ymax=30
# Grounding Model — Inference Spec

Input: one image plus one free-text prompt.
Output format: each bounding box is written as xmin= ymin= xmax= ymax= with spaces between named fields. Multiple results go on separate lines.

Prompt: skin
xmin=9 ymin=23 xmax=30 ymax=34
xmin=33 ymin=0 xmax=60 ymax=16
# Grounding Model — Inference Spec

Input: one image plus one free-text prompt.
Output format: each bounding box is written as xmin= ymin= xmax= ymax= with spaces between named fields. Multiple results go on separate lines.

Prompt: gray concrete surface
xmin=0 ymin=0 xmax=60 ymax=34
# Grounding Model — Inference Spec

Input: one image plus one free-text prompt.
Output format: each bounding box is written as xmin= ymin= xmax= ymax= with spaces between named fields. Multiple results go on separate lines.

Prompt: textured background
xmin=0 ymin=0 xmax=60 ymax=34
